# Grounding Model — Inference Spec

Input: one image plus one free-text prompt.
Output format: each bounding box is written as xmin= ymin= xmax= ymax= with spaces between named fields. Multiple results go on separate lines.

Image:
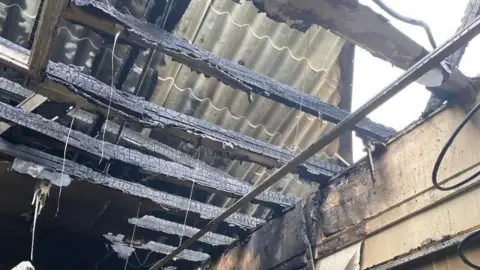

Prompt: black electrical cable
xmin=432 ymin=102 xmax=480 ymax=191
xmin=431 ymin=102 xmax=480 ymax=269
xmin=458 ymin=230 xmax=480 ymax=269
xmin=372 ymin=0 xmax=437 ymax=49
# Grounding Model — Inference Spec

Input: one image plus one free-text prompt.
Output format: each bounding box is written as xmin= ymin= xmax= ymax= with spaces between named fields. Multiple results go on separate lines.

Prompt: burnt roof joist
xmin=0 ymin=99 xmax=297 ymax=208
xmin=65 ymin=0 xmax=395 ymax=142
xmin=1 ymin=138 xmax=263 ymax=229
xmin=46 ymin=61 xmax=343 ymax=181
xmin=0 ymin=77 xmax=230 ymax=176
xmin=246 ymin=0 xmax=473 ymax=98
xmin=104 ymin=233 xmax=210 ymax=263
xmin=129 ymin=215 xmax=235 ymax=246
xmin=0 ymin=37 xmax=343 ymax=182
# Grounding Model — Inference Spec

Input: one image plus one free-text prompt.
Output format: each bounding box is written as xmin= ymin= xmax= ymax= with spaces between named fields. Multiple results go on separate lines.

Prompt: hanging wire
xmin=432 ymin=101 xmax=480 ymax=269
xmin=124 ymin=202 xmax=142 ymax=270
xmin=372 ymin=0 xmax=437 ymax=49
xmin=56 ymin=113 xmax=76 ymax=217
xmin=458 ymin=230 xmax=480 ymax=269
xmin=432 ymin=102 xmax=480 ymax=191
xmin=101 ymin=30 xmax=121 ymax=163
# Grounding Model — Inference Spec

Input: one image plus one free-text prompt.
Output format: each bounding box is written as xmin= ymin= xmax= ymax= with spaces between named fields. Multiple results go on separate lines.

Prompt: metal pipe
xmin=148 ymin=14 xmax=480 ymax=270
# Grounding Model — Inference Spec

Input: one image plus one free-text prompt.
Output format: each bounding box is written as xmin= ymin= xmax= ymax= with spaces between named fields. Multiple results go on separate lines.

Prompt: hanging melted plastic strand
xmin=0 ymin=2 xmax=38 ymax=19
xmin=56 ymin=27 xmax=327 ymax=125
xmin=103 ymin=47 xmax=332 ymax=138
xmin=56 ymin=6 xmax=340 ymax=140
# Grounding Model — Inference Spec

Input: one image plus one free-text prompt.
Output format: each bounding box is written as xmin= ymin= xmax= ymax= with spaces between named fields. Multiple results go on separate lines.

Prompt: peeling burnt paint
xmin=367 ymin=225 xmax=480 ymax=270
xmin=0 ymin=100 xmax=296 ymax=208
xmin=69 ymin=0 xmax=395 ymax=142
xmin=129 ymin=215 xmax=235 ymax=246
xmin=104 ymin=233 xmax=210 ymax=262
xmin=1 ymin=137 xmax=262 ymax=229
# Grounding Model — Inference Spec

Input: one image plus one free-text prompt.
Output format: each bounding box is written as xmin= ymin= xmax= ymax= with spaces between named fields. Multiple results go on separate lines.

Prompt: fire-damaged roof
xmin=0 ymin=0 xmax=397 ymax=269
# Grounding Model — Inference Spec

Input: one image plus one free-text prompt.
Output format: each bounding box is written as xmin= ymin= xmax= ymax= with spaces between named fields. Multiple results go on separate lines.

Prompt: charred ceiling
xmin=0 ymin=0 xmax=418 ymax=269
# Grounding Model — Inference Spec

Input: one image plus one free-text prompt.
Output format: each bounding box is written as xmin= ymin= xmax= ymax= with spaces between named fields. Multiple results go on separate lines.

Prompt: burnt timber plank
xmin=67 ymin=0 xmax=395 ymax=142
xmin=1 ymin=138 xmax=262 ymax=229
xmin=104 ymin=233 xmax=210 ymax=262
xmin=129 ymin=215 xmax=235 ymax=246
xmin=0 ymin=77 xmax=234 ymax=176
xmin=0 ymin=78 xmax=295 ymax=208
xmin=0 ymin=101 xmax=296 ymax=208
xmin=28 ymin=0 xmax=69 ymax=79
xmin=249 ymin=0 xmax=428 ymax=70
xmin=248 ymin=0 xmax=473 ymax=99
xmin=0 ymin=92 xmax=48 ymax=134
xmin=0 ymin=37 xmax=343 ymax=182
xmin=46 ymin=62 xmax=342 ymax=181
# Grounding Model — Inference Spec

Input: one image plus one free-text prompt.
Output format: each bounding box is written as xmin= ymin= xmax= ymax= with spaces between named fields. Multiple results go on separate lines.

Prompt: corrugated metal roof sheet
xmin=0 ymin=0 xmax=344 ymax=218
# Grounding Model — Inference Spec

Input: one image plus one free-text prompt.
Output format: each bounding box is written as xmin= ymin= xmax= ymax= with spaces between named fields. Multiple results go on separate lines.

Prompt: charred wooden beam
xmin=0 ymin=100 xmax=296 ymax=208
xmin=103 ymin=121 xmax=232 ymax=177
xmin=247 ymin=0 xmax=473 ymax=98
xmin=0 ymin=77 xmax=32 ymax=101
xmin=0 ymin=93 xmax=47 ymax=134
xmin=28 ymin=0 xmax=69 ymax=79
xmin=0 ymin=78 xmax=297 ymax=209
xmin=129 ymin=215 xmax=235 ymax=246
xmin=0 ymin=77 xmax=48 ymax=134
xmin=0 ymin=36 xmax=30 ymax=74
xmin=65 ymin=0 xmax=395 ymax=141
xmin=2 ymin=138 xmax=262 ymax=229
xmin=104 ymin=233 xmax=210 ymax=262
xmin=0 ymin=37 xmax=343 ymax=182
xmin=46 ymin=61 xmax=343 ymax=181
xmin=0 ymin=77 xmax=236 ymax=176
xmin=251 ymin=0 xmax=427 ymax=70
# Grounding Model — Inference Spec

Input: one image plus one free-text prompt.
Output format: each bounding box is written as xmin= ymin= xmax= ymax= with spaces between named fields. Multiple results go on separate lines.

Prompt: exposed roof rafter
xmin=65 ymin=0 xmax=396 ymax=142
xmin=0 ymin=98 xmax=297 ymax=208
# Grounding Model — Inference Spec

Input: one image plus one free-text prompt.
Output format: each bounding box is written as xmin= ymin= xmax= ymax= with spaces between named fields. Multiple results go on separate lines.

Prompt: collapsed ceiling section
xmin=0 ymin=0 xmax=399 ymax=269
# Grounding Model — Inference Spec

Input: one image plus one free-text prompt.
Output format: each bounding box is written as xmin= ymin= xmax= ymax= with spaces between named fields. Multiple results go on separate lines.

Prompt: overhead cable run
xmin=432 ymin=100 xmax=480 ymax=269
xmin=148 ymin=14 xmax=480 ymax=270
xmin=371 ymin=0 xmax=437 ymax=49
